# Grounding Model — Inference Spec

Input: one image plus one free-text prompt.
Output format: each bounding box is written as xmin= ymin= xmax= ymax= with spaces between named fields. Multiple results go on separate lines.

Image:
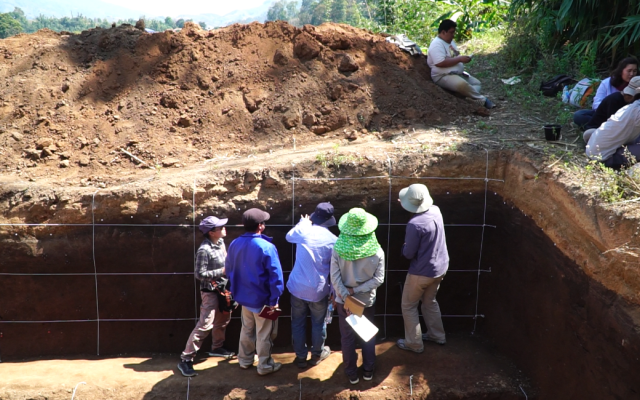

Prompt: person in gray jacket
xmin=395 ymin=184 xmax=449 ymax=353
xmin=330 ymin=208 xmax=385 ymax=385
xmin=178 ymin=216 xmax=235 ymax=377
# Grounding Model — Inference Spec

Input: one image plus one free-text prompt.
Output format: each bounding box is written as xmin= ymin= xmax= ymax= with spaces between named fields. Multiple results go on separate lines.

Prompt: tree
xmin=198 ymin=21 xmax=207 ymax=29
xmin=175 ymin=18 xmax=185 ymax=28
xmin=267 ymin=0 xmax=299 ymax=22
xmin=330 ymin=0 xmax=347 ymax=23
xmin=0 ymin=13 xmax=23 ymax=38
xmin=165 ymin=16 xmax=174 ymax=27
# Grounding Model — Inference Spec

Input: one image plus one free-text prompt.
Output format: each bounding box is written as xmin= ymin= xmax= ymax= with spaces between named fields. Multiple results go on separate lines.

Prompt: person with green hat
xmin=395 ymin=184 xmax=449 ymax=354
xmin=330 ymin=207 xmax=385 ymax=385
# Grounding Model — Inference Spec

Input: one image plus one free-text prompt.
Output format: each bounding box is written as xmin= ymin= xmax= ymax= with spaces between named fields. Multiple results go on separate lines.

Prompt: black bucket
xmin=544 ymin=124 xmax=562 ymax=141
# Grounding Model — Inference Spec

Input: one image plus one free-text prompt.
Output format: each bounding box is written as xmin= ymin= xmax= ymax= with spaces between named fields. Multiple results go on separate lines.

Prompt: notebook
xmin=258 ymin=305 xmax=281 ymax=320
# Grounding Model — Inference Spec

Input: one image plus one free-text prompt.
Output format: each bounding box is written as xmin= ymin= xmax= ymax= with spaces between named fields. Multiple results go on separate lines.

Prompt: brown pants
xmin=181 ymin=291 xmax=232 ymax=362
xmin=401 ymin=273 xmax=446 ymax=351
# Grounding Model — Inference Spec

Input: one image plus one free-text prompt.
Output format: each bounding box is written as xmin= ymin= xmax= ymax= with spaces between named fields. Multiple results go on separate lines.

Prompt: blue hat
xmin=310 ymin=202 xmax=336 ymax=227
xmin=199 ymin=216 xmax=228 ymax=234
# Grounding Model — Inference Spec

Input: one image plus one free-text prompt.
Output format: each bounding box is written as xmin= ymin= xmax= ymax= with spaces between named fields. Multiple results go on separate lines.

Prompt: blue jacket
xmin=226 ymin=233 xmax=284 ymax=309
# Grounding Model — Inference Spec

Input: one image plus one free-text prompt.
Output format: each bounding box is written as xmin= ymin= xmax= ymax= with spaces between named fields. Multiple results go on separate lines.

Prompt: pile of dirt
xmin=0 ymin=21 xmax=475 ymax=183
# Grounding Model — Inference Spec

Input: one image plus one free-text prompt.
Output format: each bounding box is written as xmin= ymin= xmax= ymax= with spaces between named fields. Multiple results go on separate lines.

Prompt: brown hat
xmin=242 ymin=208 xmax=270 ymax=228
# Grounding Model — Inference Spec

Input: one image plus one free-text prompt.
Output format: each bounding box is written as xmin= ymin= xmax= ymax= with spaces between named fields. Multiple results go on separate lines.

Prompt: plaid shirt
xmin=195 ymin=237 xmax=226 ymax=292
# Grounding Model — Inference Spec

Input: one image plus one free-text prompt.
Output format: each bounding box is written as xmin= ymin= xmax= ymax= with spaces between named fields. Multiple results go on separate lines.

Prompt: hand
xmin=458 ymin=56 xmax=472 ymax=64
xmin=347 ymin=287 xmax=355 ymax=296
xmin=300 ymin=214 xmax=311 ymax=223
xmin=268 ymin=304 xmax=279 ymax=314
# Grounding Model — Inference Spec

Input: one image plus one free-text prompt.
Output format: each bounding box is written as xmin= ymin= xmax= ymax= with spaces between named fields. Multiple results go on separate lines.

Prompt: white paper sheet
xmin=345 ymin=314 xmax=379 ymax=342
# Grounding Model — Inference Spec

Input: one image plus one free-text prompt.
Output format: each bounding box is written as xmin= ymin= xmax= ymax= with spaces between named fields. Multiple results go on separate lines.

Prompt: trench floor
xmin=0 ymin=337 xmax=530 ymax=400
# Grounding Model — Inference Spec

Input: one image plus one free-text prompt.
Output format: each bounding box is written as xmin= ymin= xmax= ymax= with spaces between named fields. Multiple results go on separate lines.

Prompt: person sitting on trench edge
xmin=426 ymin=19 xmax=496 ymax=109
xmin=582 ymin=76 xmax=640 ymax=134
xmin=584 ymin=77 xmax=640 ymax=170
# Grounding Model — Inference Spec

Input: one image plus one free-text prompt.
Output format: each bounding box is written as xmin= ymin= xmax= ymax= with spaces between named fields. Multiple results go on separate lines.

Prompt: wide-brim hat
xmin=338 ymin=207 xmax=378 ymax=236
xmin=623 ymin=76 xmax=640 ymax=96
xmin=310 ymin=202 xmax=337 ymax=227
xmin=199 ymin=216 xmax=228 ymax=234
xmin=399 ymin=184 xmax=433 ymax=213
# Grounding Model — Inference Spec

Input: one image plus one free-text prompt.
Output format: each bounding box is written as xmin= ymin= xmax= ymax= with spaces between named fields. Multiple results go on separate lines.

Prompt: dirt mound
xmin=0 ymin=21 xmax=475 ymax=182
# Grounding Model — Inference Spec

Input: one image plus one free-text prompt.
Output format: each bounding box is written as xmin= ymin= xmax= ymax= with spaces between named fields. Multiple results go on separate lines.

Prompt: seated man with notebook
xmin=226 ymin=208 xmax=284 ymax=376
xmin=330 ymin=208 xmax=385 ymax=385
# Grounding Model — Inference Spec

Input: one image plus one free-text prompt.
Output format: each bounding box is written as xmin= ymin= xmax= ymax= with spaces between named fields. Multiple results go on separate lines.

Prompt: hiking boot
xmin=484 ymin=98 xmax=496 ymax=109
xmin=309 ymin=346 xmax=330 ymax=366
xmin=257 ymin=362 xmax=282 ymax=376
xmin=363 ymin=369 xmax=374 ymax=381
xmin=348 ymin=374 xmax=360 ymax=385
xmin=207 ymin=347 xmax=236 ymax=360
xmin=422 ymin=333 xmax=446 ymax=345
xmin=295 ymin=356 xmax=308 ymax=368
xmin=396 ymin=339 xmax=424 ymax=353
xmin=177 ymin=361 xmax=197 ymax=377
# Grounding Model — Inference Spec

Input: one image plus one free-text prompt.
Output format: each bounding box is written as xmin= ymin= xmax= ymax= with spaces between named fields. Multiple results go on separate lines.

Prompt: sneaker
xmin=309 ymin=346 xmax=330 ymax=366
xmin=239 ymin=354 xmax=259 ymax=369
xmin=177 ymin=361 xmax=197 ymax=377
xmin=363 ymin=369 xmax=373 ymax=381
xmin=295 ymin=356 xmax=308 ymax=368
xmin=207 ymin=347 xmax=236 ymax=360
xmin=484 ymin=98 xmax=496 ymax=109
xmin=348 ymin=374 xmax=360 ymax=385
xmin=422 ymin=333 xmax=446 ymax=345
xmin=257 ymin=362 xmax=282 ymax=376
xmin=396 ymin=339 xmax=424 ymax=353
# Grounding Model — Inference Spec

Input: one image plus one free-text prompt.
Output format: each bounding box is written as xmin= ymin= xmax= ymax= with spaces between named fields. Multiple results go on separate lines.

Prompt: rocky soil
xmin=0 ymin=21 xmax=476 ymax=186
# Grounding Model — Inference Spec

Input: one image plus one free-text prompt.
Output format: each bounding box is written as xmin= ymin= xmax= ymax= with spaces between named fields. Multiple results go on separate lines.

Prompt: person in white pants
xmin=427 ymin=19 xmax=495 ymax=109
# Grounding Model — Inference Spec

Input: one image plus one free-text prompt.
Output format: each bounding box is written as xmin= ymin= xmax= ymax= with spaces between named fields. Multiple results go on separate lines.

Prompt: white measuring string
xmin=91 ymin=190 xmax=101 ymax=355
xmin=382 ymin=154 xmax=392 ymax=339
xmin=472 ymin=149 xmax=490 ymax=334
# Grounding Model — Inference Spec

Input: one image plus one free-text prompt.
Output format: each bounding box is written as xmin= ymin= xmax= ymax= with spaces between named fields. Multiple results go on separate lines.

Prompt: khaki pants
xmin=401 ymin=273 xmax=446 ymax=351
xmin=435 ymin=74 xmax=486 ymax=105
xmin=181 ymin=291 xmax=232 ymax=362
xmin=238 ymin=306 xmax=279 ymax=374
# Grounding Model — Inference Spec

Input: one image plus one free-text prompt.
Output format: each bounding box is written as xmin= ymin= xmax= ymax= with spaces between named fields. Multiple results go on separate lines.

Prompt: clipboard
xmin=258 ymin=305 xmax=281 ymax=320
xmin=344 ymin=295 xmax=365 ymax=317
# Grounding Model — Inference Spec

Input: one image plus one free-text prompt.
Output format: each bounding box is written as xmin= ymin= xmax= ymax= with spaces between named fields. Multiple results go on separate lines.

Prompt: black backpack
xmin=539 ymin=75 xmax=577 ymax=97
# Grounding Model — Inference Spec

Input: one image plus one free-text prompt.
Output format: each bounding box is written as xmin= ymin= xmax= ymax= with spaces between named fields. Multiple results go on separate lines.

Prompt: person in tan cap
xmin=396 ymin=184 xmax=449 ymax=353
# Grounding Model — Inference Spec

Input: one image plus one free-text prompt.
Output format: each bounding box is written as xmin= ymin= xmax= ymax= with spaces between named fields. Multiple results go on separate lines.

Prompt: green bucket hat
xmin=337 ymin=207 xmax=378 ymax=235
xmin=334 ymin=208 xmax=381 ymax=261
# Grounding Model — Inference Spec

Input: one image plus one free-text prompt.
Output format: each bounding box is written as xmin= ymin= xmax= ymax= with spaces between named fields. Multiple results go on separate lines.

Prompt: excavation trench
xmin=1 ymin=150 xmax=639 ymax=399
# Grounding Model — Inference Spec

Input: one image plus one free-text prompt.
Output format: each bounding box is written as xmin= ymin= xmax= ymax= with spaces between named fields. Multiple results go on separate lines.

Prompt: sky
xmin=100 ymin=0 xmax=270 ymax=16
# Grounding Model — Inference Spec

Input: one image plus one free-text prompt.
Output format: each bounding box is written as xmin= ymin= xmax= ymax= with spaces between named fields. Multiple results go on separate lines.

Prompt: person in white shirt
xmin=426 ymin=19 xmax=495 ymax=109
xmin=584 ymin=77 xmax=640 ymax=169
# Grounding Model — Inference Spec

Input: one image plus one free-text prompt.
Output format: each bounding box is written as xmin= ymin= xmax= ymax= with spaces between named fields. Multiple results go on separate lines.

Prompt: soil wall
xmin=1 ymin=150 xmax=640 ymax=399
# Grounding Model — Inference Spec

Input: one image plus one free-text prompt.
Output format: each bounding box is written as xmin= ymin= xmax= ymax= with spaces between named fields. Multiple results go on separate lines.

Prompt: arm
xmin=285 ymin=215 xmax=312 ymax=244
xmin=352 ymin=252 xmax=385 ymax=294
xmin=592 ymin=79 xmax=610 ymax=110
xmin=330 ymin=250 xmax=350 ymax=301
xmin=435 ymin=56 xmax=470 ymax=68
xmin=265 ymin=246 xmax=284 ymax=307
xmin=402 ymin=222 xmax=420 ymax=260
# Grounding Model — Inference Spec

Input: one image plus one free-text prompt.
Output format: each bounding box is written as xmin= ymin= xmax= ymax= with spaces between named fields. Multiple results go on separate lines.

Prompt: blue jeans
xmin=290 ymin=294 xmax=328 ymax=360
xmin=573 ymin=109 xmax=594 ymax=130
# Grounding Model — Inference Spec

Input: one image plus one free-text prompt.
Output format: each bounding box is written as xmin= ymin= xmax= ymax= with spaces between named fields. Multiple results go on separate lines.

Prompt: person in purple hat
xmin=286 ymin=202 xmax=338 ymax=368
xmin=177 ymin=216 xmax=235 ymax=377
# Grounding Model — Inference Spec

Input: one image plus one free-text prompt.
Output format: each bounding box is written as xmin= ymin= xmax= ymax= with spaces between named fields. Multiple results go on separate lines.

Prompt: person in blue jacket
xmin=226 ymin=208 xmax=284 ymax=375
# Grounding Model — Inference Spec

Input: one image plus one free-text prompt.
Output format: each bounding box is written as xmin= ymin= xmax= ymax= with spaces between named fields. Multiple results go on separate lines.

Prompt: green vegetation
xmin=0 ymin=7 xmax=197 ymax=36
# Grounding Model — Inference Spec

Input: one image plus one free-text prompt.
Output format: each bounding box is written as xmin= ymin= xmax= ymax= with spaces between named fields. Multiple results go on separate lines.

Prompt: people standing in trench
xmin=396 ymin=184 xmax=450 ymax=353
xmin=177 ymin=216 xmax=235 ymax=378
xmin=226 ymin=208 xmax=285 ymax=375
xmin=286 ymin=202 xmax=338 ymax=368
xmin=330 ymin=207 xmax=385 ymax=384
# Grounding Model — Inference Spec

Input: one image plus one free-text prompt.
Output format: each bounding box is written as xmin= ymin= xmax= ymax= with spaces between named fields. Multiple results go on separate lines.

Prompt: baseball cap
xmin=199 ymin=216 xmax=228 ymax=234
xmin=623 ymin=76 xmax=640 ymax=96
xmin=310 ymin=202 xmax=336 ymax=227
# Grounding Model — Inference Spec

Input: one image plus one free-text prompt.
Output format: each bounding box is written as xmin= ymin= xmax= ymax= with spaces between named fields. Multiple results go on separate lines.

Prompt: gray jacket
xmin=330 ymin=248 xmax=385 ymax=308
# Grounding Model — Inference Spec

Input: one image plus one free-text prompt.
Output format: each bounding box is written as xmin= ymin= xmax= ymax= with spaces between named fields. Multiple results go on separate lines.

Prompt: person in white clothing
xmin=573 ymin=57 xmax=638 ymax=129
xmin=584 ymin=78 xmax=640 ymax=169
xmin=426 ymin=19 xmax=495 ymax=109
